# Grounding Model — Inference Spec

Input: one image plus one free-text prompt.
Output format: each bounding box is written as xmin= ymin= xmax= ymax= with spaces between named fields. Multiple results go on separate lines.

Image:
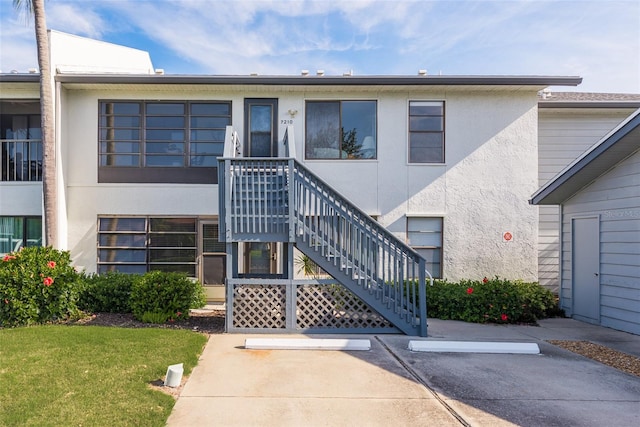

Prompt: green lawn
xmin=0 ymin=326 xmax=208 ymax=427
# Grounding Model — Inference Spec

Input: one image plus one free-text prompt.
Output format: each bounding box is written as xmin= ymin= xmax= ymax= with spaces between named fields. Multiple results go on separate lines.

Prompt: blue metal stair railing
xmin=219 ymin=126 xmax=429 ymax=336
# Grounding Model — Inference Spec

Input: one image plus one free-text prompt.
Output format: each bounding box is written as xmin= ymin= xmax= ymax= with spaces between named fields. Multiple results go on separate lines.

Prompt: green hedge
xmin=130 ymin=271 xmax=206 ymax=323
xmin=424 ymin=277 xmax=561 ymax=324
xmin=0 ymin=247 xmax=84 ymax=327
xmin=78 ymin=271 xmax=138 ymax=313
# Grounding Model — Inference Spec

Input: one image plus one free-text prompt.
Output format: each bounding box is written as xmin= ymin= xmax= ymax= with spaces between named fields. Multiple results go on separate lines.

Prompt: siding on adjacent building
xmin=537 ymin=109 xmax=635 ymax=293
xmin=560 ymin=149 xmax=640 ymax=334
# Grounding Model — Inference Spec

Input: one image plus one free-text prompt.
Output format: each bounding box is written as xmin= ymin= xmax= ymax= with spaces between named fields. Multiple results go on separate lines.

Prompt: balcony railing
xmin=1 ymin=139 xmax=43 ymax=181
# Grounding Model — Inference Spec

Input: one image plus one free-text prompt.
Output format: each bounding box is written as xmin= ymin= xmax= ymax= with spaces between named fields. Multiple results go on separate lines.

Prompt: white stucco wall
xmin=59 ymin=84 xmax=540 ymax=281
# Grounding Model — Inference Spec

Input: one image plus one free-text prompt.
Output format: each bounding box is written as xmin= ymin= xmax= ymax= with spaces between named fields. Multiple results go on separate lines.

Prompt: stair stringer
xmin=295 ymin=235 xmax=421 ymax=336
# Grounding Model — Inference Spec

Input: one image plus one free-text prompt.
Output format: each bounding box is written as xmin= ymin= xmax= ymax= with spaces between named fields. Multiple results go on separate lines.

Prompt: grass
xmin=0 ymin=326 xmax=208 ymax=427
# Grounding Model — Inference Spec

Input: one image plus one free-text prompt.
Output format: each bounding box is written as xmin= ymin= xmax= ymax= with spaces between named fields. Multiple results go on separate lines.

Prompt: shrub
xmin=78 ymin=272 xmax=138 ymax=313
xmin=0 ymin=247 xmax=83 ymax=327
xmin=422 ymin=277 xmax=559 ymax=324
xmin=130 ymin=271 xmax=206 ymax=323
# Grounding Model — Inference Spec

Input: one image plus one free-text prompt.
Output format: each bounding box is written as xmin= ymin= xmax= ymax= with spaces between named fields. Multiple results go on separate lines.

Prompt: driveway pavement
xmin=167 ymin=318 xmax=640 ymax=427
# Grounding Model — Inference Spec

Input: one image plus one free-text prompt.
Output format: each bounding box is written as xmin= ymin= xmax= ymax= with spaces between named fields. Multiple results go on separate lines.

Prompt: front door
xmin=572 ymin=216 xmax=600 ymax=323
xmin=243 ymin=99 xmax=279 ymax=276
xmin=244 ymin=98 xmax=278 ymax=157
xmin=199 ymin=221 xmax=226 ymax=302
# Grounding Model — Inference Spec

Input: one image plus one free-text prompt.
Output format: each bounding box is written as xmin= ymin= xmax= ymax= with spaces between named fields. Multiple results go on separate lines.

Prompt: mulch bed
xmin=72 ymin=310 xmax=225 ymax=335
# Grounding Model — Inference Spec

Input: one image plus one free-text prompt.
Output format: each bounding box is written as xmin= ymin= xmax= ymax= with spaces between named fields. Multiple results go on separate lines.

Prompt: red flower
xmin=2 ymin=255 xmax=16 ymax=262
xmin=47 ymin=261 xmax=56 ymax=268
xmin=482 ymin=277 xmax=488 ymax=283
xmin=466 ymin=287 xmax=473 ymax=294
xmin=43 ymin=277 xmax=54 ymax=287
xmin=176 ymin=311 xmax=182 ymax=317
xmin=501 ymin=313 xmax=508 ymax=321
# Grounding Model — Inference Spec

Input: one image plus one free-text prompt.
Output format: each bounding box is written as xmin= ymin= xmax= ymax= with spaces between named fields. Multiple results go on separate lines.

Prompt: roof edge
xmin=54 ymin=74 xmax=583 ymax=86
xmin=530 ymin=108 xmax=640 ymax=205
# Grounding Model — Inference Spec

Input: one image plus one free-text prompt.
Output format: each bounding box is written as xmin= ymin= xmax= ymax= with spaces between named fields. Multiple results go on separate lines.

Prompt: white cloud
xmin=0 ymin=0 xmax=637 ymax=92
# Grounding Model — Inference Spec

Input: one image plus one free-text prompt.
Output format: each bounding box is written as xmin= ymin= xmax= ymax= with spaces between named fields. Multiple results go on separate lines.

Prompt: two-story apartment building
xmin=2 ymin=31 xmax=637 ymax=334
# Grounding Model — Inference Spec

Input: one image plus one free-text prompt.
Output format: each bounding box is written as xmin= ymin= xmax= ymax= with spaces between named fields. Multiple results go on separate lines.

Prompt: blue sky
xmin=1 ymin=0 xmax=638 ymax=93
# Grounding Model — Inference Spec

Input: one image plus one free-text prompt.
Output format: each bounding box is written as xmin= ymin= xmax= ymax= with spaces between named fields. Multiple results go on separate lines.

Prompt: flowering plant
xmin=0 ymin=247 xmax=83 ymax=327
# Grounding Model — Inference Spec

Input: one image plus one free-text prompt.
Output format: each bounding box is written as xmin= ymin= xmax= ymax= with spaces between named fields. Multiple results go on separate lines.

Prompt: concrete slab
xmin=167 ymin=319 xmax=640 ymax=427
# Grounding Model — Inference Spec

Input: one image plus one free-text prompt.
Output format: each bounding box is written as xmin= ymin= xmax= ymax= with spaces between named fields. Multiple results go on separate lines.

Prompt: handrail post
xmin=288 ymin=158 xmax=296 ymax=242
xmin=418 ymin=258 xmax=428 ymax=337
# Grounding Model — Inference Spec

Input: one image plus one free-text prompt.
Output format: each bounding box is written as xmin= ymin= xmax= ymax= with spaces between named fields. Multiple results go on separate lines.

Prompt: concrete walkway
xmin=167 ymin=318 xmax=640 ymax=427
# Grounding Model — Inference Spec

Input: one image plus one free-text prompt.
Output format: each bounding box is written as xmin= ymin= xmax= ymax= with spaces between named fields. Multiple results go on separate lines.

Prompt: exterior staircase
xmin=218 ymin=126 xmax=430 ymax=336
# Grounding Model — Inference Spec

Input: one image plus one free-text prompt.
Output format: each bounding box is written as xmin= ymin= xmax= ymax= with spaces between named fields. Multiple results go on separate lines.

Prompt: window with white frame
xmin=407 ymin=217 xmax=442 ymax=278
xmin=305 ymin=100 xmax=377 ymax=159
xmin=408 ymin=101 xmax=444 ymax=163
xmin=97 ymin=217 xmax=198 ymax=276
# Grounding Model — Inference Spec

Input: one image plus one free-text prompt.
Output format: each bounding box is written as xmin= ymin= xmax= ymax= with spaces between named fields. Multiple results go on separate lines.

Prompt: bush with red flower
xmin=0 ymin=247 xmax=83 ymax=327
xmin=422 ymin=276 xmax=560 ymax=324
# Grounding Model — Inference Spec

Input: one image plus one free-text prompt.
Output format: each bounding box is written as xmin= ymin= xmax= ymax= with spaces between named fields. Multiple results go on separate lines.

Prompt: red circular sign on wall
xmin=503 ymin=232 xmax=513 ymax=241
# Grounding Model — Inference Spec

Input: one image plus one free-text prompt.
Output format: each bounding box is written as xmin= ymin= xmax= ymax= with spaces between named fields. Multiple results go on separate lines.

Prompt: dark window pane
xmin=150 ymin=218 xmax=196 ymax=232
xmin=190 ymin=142 xmax=224 ymax=155
xmin=149 ymin=249 xmax=196 ymax=263
xmin=190 ymin=129 xmax=226 ymax=141
xmin=146 ymin=103 xmax=184 ymax=115
xmin=146 ymin=116 xmax=185 ymax=128
xmin=100 ymin=142 xmax=139 ymax=154
xmin=306 ymin=102 xmax=340 ymax=159
xmin=149 ymin=234 xmax=196 ymax=247
xmin=100 ymin=129 xmax=140 ymax=141
xmin=191 ymin=103 xmax=230 ymax=115
xmin=409 ymin=104 xmax=442 ymax=115
xmin=100 ymin=116 xmax=140 ymax=127
xmin=101 ymin=102 xmax=140 ymax=115
xmin=190 ymin=155 xmax=217 ymax=166
xmin=341 ymin=101 xmax=376 ymax=159
xmin=98 ymin=249 xmax=146 ymax=263
xmin=99 ymin=233 xmax=146 ymax=247
xmin=145 ymin=155 xmax=184 ymax=167
xmin=191 ymin=117 xmax=230 ymax=129
xmin=25 ymin=217 xmax=42 ymax=246
xmin=99 ymin=217 xmax=146 ymax=232
xmin=100 ymin=154 xmax=140 ymax=166
xmin=409 ymin=116 xmax=443 ymax=132
xmin=146 ymin=129 xmax=185 ymax=142
xmin=146 ymin=142 xmax=184 ymax=154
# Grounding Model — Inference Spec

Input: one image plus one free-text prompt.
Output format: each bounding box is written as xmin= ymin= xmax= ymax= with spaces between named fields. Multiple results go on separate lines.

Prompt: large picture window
xmin=407 ymin=217 xmax=442 ymax=278
xmin=97 ymin=216 xmax=197 ymax=276
xmin=98 ymin=101 xmax=230 ymax=183
xmin=305 ymin=100 xmax=376 ymax=159
xmin=0 ymin=216 xmax=42 ymax=254
xmin=409 ymin=101 xmax=444 ymax=163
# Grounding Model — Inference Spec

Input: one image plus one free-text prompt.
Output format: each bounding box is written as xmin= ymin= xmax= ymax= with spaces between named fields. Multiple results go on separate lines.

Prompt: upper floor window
xmin=409 ymin=101 xmax=444 ymax=163
xmin=305 ymin=100 xmax=376 ymax=160
xmin=1 ymin=109 xmax=42 ymax=181
xmin=98 ymin=101 xmax=230 ymax=183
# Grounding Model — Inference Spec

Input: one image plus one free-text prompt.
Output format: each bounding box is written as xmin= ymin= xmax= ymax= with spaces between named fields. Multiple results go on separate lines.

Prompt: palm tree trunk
xmin=30 ymin=0 xmax=57 ymax=247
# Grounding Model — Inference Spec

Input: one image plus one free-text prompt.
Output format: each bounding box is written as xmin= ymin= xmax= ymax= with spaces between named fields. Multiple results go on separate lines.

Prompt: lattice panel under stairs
xmin=296 ymin=284 xmax=394 ymax=330
xmin=232 ymin=284 xmax=286 ymax=329
xmin=230 ymin=282 xmax=395 ymax=331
